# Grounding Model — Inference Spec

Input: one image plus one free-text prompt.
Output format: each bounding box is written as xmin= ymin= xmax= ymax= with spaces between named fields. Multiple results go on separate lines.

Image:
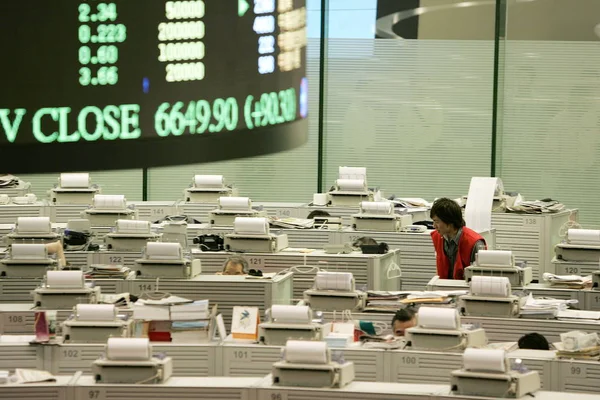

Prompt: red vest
xmin=431 ymin=227 xmax=486 ymax=280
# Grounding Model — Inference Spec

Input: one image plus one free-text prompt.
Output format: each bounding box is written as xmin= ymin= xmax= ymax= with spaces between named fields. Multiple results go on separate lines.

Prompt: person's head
xmin=307 ymin=210 xmax=331 ymax=219
xmin=430 ymin=197 xmax=465 ymax=236
xmin=392 ymin=307 xmax=417 ymax=336
xmin=221 ymin=256 xmax=248 ymax=275
xmin=352 ymin=236 xmax=378 ymax=248
xmin=518 ymin=333 xmax=550 ymax=350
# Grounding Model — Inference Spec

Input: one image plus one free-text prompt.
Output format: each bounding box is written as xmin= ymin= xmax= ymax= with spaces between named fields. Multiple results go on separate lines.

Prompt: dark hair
xmin=430 ymin=197 xmax=465 ymax=229
xmin=222 ymin=256 xmax=248 ymax=273
xmin=392 ymin=307 xmax=416 ymax=325
xmin=518 ymin=333 xmax=550 ymax=350
xmin=352 ymin=236 xmax=377 ymax=247
xmin=307 ymin=210 xmax=331 ymax=219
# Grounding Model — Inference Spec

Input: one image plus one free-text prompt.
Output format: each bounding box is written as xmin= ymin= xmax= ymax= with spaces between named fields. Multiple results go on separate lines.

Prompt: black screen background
xmin=0 ymin=0 xmax=307 ymax=172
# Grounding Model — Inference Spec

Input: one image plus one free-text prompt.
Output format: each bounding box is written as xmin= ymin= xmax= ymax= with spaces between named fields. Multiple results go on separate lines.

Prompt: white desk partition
xmin=199 ymin=225 xmax=340 ymax=249
xmin=178 ymin=201 xmax=306 ymax=224
xmin=192 ymin=249 xmax=402 ymax=298
xmin=508 ymin=349 xmax=556 ymax=391
xmin=127 ymin=273 xmax=294 ymax=329
xmin=551 ymin=258 xmax=598 ymax=277
xmin=219 ymin=342 xmax=385 ymax=382
xmin=73 ymin=376 xmax=261 ymax=400
xmin=1 ymin=376 xmax=599 ymax=400
xmin=387 ymin=349 xmax=462 ymax=385
xmin=257 ymin=382 xmax=600 ymax=400
xmin=0 ymin=377 xmax=70 ymax=400
xmin=556 ymin=359 xmax=600 ymax=394
xmin=0 ymin=342 xmax=45 ymax=371
xmin=46 ymin=204 xmax=89 ymax=223
xmin=0 ymin=202 xmax=45 ymax=224
xmin=491 ymin=209 xmax=578 ymax=280
xmin=176 ymin=202 xmax=215 ymax=223
xmin=320 ymin=311 xmax=600 ymax=344
xmin=583 ymin=291 xmax=600 ymax=311
xmin=93 ymin=250 xmax=141 ymax=268
xmin=387 ymin=348 xmax=554 ymax=391
xmin=0 ymin=278 xmax=125 ymax=304
xmin=64 ymin=251 xmax=94 ymax=269
xmin=0 ymin=181 xmax=31 ymax=198
xmin=127 ymin=201 xmax=180 ymax=222
xmin=51 ymin=343 xmax=217 ymax=376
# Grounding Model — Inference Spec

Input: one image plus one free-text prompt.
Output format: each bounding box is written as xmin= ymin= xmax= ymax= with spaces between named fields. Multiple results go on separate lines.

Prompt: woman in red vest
xmin=430 ymin=198 xmax=486 ymax=280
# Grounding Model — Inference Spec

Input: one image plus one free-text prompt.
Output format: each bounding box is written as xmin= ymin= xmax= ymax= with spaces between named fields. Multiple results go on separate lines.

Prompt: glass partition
xmin=497 ymin=0 xmax=600 ymax=228
xmin=321 ymin=0 xmax=497 ymax=199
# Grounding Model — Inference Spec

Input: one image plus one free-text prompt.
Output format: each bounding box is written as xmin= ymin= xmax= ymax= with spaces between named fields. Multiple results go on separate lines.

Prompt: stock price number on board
xmin=79 ymin=24 xmax=127 ymax=44
xmin=244 ymin=89 xmax=297 ymax=130
xmin=79 ymin=66 xmax=119 ymax=86
xmin=154 ymin=98 xmax=239 ymax=137
xmin=79 ymin=45 xmax=119 ymax=66
xmin=78 ymin=3 xmax=118 ymax=23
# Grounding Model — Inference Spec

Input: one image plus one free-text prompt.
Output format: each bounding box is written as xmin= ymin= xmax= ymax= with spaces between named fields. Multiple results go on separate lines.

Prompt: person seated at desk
xmin=430 ymin=198 xmax=486 ymax=280
xmin=217 ymin=256 xmax=248 ymax=275
xmin=392 ymin=307 xmax=417 ymax=337
xmin=307 ymin=210 xmax=331 ymax=219
xmin=518 ymin=332 xmax=551 ymax=350
xmin=46 ymin=241 xmax=66 ymax=268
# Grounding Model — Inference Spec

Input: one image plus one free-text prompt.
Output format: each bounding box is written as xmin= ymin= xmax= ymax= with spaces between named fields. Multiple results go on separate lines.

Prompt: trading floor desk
xmin=297 ymin=205 xmax=431 ymax=226
xmin=126 ymin=273 xmax=293 ymax=328
xmin=191 ymin=249 xmax=402 ymax=297
xmin=0 ymin=278 xmax=123 ymax=303
xmin=177 ymin=201 xmax=306 ymax=223
xmin=219 ymin=341 xmax=386 ymax=382
xmin=257 ymin=381 xmax=600 ymax=400
xmin=0 ymin=202 xmax=45 ymax=224
xmin=320 ymin=311 xmax=600 ymax=344
xmin=0 ymin=275 xmax=292 ymax=330
xmin=338 ymin=229 xmax=496 ymax=290
xmin=73 ymin=376 xmax=261 ymax=400
xmin=4 ymin=376 xmax=600 ymax=400
xmin=50 ymin=342 xmax=217 ymax=376
xmin=0 ymin=342 xmax=44 ymax=372
xmin=197 ymin=225 xmax=340 ymax=249
xmin=298 ymin=206 xmax=577 ymax=281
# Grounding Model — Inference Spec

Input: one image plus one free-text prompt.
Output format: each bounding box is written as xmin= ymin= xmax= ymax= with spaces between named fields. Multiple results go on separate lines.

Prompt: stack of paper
xmin=170 ymin=300 xmax=210 ymax=320
xmin=554 ymin=342 xmax=600 ymax=360
xmin=85 ymin=264 xmax=132 ymax=279
xmin=0 ymin=174 xmax=19 ymax=188
xmin=542 ymin=273 xmax=592 ymax=289
xmin=269 ymin=217 xmax=314 ymax=229
xmin=363 ymin=291 xmax=407 ymax=312
xmin=519 ymin=293 xmax=578 ymax=319
xmin=171 ymin=320 xmax=211 ymax=342
xmin=507 ymin=200 xmax=565 ymax=214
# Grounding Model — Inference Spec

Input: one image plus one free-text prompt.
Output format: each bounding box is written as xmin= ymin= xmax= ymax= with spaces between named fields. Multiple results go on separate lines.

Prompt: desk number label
xmin=564 ymin=267 xmax=579 ymax=274
xmin=567 ymin=365 xmax=586 ymax=378
xmin=137 ymin=283 xmax=155 ymax=292
xmin=86 ymin=388 xmax=105 ymax=400
xmin=270 ymin=393 xmax=287 ymax=400
xmin=151 ymin=208 xmax=166 ymax=216
xmin=400 ymin=355 xmax=419 ymax=367
xmin=277 ymin=209 xmax=291 ymax=217
xmin=592 ymin=295 xmax=600 ymax=309
xmin=248 ymin=257 xmax=265 ymax=268
xmin=108 ymin=256 xmax=122 ymax=263
xmin=62 ymin=349 xmax=82 ymax=360
xmin=5 ymin=314 xmax=25 ymax=326
xmin=523 ymin=218 xmax=537 ymax=226
xmin=234 ymin=350 xmax=248 ymax=359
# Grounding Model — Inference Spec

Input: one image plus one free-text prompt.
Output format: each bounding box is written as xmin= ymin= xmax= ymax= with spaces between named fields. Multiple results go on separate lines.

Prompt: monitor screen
xmin=0 ymin=0 xmax=308 ymax=172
